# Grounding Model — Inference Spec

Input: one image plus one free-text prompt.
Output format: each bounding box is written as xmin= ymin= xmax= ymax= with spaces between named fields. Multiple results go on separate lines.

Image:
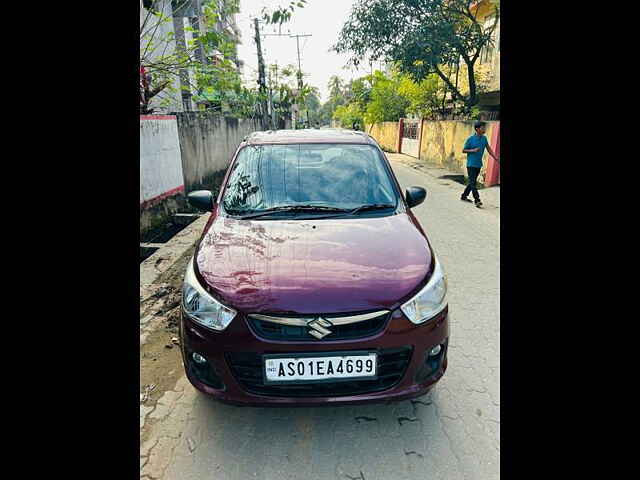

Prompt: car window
xmin=222 ymin=144 xmax=398 ymax=214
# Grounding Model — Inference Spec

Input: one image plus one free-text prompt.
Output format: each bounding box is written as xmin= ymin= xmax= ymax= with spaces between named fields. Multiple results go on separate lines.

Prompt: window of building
xmin=480 ymin=14 xmax=497 ymax=64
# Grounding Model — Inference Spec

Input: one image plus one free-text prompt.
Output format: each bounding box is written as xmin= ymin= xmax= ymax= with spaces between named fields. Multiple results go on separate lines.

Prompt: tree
xmin=333 ymin=102 xmax=365 ymax=130
xmin=261 ymin=0 xmax=307 ymax=32
xmin=328 ymin=75 xmax=344 ymax=100
xmin=259 ymin=1 xmax=309 ymax=126
xmin=363 ymin=71 xmax=410 ymax=125
xmin=330 ymin=71 xmax=408 ymax=128
xmin=318 ymin=75 xmax=347 ymax=126
xmin=140 ymin=0 xmax=248 ymax=114
xmin=334 ymin=0 xmax=499 ymax=109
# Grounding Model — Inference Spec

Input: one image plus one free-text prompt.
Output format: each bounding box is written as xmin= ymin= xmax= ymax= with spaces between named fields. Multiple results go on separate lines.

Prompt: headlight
xmin=182 ymin=257 xmax=236 ymax=331
xmin=401 ymin=255 xmax=448 ymax=324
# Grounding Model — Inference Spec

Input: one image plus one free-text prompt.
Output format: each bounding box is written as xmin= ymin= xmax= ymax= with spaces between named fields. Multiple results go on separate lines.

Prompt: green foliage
xmin=363 ymin=71 xmax=409 ymax=124
xmin=328 ymin=76 xmax=344 ymax=100
xmin=349 ymin=77 xmax=372 ymax=109
xmin=329 ymin=71 xmax=410 ymax=127
xmin=261 ymin=0 xmax=307 ymax=28
xmin=322 ymin=67 xmax=481 ymax=127
xmin=334 ymin=0 xmax=499 ymax=107
xmin=141 ymin=0 xmax=260 ymax=116
xmin=397 ymin=73 xmax=445 ymax=118
xmin=333 ymin=103 xmax=365 ymax=129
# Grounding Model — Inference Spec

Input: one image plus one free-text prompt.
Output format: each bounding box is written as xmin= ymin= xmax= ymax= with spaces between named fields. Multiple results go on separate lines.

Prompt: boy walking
xmin=461 ymin=121 xmax=499 ymax=208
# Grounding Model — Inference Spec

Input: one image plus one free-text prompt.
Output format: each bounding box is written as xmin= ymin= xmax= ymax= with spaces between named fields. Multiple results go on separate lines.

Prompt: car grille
xmin=247 ymin=311 xmax=390 ymax=341
xmin=225 ymin=346 xmax=413 ymax=397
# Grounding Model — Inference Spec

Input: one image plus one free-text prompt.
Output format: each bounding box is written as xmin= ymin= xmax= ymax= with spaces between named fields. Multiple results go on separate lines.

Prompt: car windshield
xmin=222 ymin=144 xmax=398 ymax=216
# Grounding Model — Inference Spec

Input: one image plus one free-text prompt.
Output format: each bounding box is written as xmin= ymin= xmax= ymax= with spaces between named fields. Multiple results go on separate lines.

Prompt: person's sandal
xmin=475 ymin=200 xmax=483 ymax=208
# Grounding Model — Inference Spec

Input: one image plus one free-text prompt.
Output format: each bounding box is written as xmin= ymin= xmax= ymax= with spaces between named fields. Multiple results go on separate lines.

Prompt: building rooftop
xmin=244 ymin=129 xmax=376 ymax=145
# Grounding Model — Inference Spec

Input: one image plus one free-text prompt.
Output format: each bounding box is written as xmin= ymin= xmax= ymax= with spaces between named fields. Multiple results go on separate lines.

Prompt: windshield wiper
xmin=348 ymin=203 xmax=396 ymax=215
xmin=236 ymin=205 xmax=350 ymax=219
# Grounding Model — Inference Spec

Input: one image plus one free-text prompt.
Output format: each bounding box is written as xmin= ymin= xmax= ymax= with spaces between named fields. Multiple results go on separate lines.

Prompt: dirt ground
xmin=140 ymin=244 xmax=196 ymax=442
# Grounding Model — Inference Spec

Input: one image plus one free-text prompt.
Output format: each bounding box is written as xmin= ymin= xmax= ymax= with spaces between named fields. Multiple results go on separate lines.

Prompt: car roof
xmin=242 ymin=128 xmax=378 ymax=146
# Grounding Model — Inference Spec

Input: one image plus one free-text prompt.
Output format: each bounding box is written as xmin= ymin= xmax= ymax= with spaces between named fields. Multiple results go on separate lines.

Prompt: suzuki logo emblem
xmin=307 ymin=317 xmax=333 ymax=339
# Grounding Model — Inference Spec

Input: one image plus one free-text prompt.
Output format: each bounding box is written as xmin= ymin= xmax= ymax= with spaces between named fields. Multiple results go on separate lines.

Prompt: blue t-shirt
xmin=464 ymin=134 xmax=489 ymax=168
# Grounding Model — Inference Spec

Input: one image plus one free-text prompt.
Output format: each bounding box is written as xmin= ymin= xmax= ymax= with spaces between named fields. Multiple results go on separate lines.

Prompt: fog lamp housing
xmin=192 ymin=352 xmax=207 ymax=364
xmin=429 ymin=344 xmax=442 ymax=357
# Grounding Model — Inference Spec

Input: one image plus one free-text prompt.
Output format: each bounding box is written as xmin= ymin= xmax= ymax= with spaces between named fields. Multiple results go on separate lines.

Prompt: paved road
xmin=141 ymin=155 xmax=500 ymax=480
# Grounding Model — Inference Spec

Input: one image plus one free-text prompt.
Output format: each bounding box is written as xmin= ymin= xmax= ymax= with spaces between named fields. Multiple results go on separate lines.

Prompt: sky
xmin=235 ymin=0 xmax=380 ymax=102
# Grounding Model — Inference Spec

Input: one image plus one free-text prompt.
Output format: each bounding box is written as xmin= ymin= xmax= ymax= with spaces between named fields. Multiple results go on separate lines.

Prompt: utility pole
xmin=273 ymin=61 xmax=279 ymax=128
xmin=260 ymin=32 xmax=312 ymax=129
xmin=253 ymin=18 xmax=268 ymax=128
xmin=268 ymin=65 xmax=278 ymax=129
xmin=274 ymin=61 xmax=278 ymax=89
xmin=262 ymin=33 xmax=288 ymax=129
xmin=291 ymin=34 xmax=311 ymax=91
xmin=290 ymin=33 xmax=311 ymax=128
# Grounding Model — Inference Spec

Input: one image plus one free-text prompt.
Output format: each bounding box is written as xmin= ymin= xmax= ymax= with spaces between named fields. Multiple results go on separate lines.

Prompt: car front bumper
xmin=180 ymin=307 xmax=449 ymax=407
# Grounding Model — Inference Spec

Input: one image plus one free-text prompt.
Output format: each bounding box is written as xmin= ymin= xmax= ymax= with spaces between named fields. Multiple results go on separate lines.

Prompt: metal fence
xmin=402 ymin=122 xmax=419 ymax=139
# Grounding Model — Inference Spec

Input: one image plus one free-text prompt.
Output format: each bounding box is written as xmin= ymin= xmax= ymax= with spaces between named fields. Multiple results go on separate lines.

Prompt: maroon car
xmin=180 ymin=129 xmax=449 ymax=406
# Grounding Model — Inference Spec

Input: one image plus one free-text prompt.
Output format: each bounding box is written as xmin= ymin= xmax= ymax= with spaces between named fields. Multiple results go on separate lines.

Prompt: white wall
xmin=140 ymin=116 xmax=185 ymax=206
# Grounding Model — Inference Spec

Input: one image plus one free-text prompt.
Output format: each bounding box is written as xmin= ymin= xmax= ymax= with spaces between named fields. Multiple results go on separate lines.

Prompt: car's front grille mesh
xmin=247 ymin=311 xmax=390 ymax=341
xmin=225 ymin=346 xmax=413 ymax=397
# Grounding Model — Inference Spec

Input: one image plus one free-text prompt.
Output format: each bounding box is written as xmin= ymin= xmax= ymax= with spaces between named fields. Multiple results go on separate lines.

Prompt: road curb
xmin=140 ymin=214 xmax=209 ymax=345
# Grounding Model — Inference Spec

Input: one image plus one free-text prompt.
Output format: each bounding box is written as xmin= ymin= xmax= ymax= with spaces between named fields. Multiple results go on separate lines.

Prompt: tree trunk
xmin=466 ymin=61 xmax=478 ymax=107
xmin=433 ymin=64 xmax=466 ymax=106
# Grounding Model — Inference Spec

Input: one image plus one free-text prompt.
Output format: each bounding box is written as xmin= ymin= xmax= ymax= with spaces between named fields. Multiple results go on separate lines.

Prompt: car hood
xmin=195 ymin=213 xmax=432 ymax=314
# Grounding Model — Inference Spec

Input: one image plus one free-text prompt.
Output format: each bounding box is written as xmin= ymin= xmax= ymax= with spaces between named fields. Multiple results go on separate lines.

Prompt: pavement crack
xmin=397 ymin=416 xmax=419 ymax=426
xmin=465 ymin=387 xmax=488 ymax=394
xmin=142 ymin=437 xmax=161 ymax=459
xmin=404 ymin=450 xmax=424 ymax=459
xmin=432 ymin=401 xmax=465 ymax=473
xmin=441 ymin=414 xmax=460 ymax=421
xmin=186 ymin=436 xmax=197 ymax=453
xmin=410 ymin=398 xmax=432 ymax=416
xmin=355 ymin=416 xmax=378 ymax=423
xmin=344 ymin=471 xmax=366 ymax=480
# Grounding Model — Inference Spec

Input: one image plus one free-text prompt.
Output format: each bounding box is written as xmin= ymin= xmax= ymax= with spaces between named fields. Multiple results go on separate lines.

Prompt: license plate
xmin=264 ymin=352 xmax=378 ymax=383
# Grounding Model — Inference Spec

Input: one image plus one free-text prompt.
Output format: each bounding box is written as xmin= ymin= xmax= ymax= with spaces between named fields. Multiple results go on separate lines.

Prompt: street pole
xmin=261 ymin=32 xmax=311 ymax=129
xmin=254 ymin=18 xmax=268 ymax=128
xmin=295 ymin=35 xmax=303 ymax=91
xmin=290 ymin=33 xmax=311 ymax=129
xmin=274 ymin=61 xmax=278 ymax=90
xmin=297 ymin=36 xmax=303 ymax=127
xmin=269 ymin=65 xmax=277 ymax=129
xmin=273 ymin=61 xmax=279 ymax=128
xmin=267 ymin=66 xmax=273 ymax=129
xmin=262 ymin=34 xmax=288 ymax=128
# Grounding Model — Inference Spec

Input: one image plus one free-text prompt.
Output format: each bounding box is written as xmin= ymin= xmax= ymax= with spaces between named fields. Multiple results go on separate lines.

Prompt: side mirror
xmin=187 ymin=190 xmax=214 ymax=212
xmin=406 ymin=186 xmax=427 ymax=208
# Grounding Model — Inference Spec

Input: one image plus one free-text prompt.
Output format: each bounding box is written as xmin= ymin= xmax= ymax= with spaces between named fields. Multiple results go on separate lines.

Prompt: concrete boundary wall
xmin=365 ymin=122 xmax=401 ymax=152
xmin=367 ymin=119 xmax=500 ymax=186
xmin=140 ymin=115 xmax=186 ymax=233
xmin=176 ymin=113 xmax=266 ymax=194
xmin=419 ymin=120 xmax=499 ymax=185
